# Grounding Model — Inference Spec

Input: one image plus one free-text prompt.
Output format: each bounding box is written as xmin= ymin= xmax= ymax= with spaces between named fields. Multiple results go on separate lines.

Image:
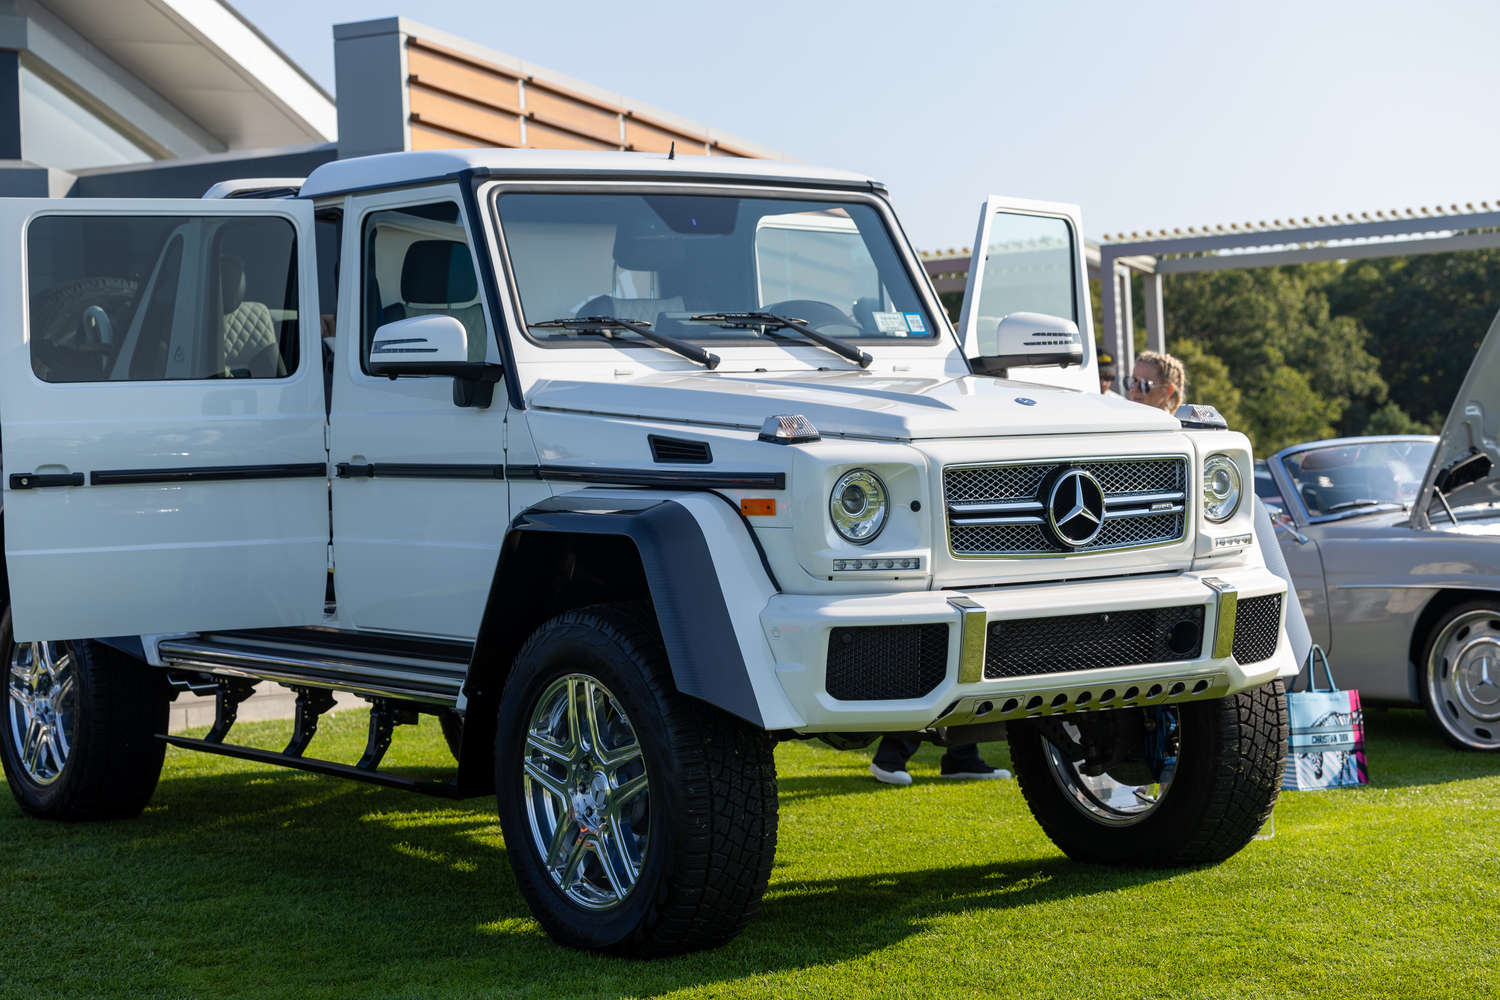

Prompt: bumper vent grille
xmin=826 ymin=623 xmax=950 ymax=701
xmin=984 ymin=604 xmax=1206 ymax=679
xmin=945 ymin=458 xmax=1188 ymax=556
xmin=1232 ymin=593 xmax=1282 ymax=664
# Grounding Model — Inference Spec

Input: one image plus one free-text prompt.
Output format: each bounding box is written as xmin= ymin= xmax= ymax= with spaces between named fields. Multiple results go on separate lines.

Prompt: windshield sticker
xmin=903 ymin=312 xmax=927 ymax=334
xmin=873 ymin=311 xmax=910 ymax=335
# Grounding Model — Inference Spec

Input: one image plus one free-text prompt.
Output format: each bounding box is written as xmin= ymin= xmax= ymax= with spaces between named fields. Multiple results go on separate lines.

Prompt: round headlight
xmin=830 ymin=469 xmax=889 ymax=544
xmin=1203 ymin=455 xmax=1243 ymax=523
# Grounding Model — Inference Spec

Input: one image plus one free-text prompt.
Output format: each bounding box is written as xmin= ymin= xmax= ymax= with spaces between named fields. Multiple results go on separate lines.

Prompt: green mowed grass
xmin=2 ymin=706 xmax=1496 ymax=999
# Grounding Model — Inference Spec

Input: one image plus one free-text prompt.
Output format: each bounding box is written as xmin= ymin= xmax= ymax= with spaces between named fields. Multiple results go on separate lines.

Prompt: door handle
xmin=10 ymin=473 xmax=85 ymax=489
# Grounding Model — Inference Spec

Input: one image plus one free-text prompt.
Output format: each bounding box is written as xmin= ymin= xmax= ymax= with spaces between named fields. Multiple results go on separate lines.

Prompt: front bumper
xmin=760 ymin=566 xmax=1294 ymax=733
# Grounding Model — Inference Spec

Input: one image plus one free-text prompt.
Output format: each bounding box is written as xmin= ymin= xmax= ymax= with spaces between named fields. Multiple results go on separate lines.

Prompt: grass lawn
xmin=2 ymin=705 xmax=1496 ymax=999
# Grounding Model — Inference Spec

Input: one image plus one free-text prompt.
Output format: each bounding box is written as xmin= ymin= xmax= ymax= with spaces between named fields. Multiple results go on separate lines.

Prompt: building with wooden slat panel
xmin=334 ymin=18 xmax=790 ymax=163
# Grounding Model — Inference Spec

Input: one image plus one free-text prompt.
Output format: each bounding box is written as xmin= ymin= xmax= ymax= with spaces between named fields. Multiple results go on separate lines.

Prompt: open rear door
xmin=955 ymin=195 xmax=1095 ymax=391
xmin=0 ymin=198 xmax=327 ymax=641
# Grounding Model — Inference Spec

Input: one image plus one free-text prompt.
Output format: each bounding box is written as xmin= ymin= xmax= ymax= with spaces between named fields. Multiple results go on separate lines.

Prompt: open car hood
xmin=1416 ymin=306 xmax=1500 ymax=526
xmin=526 ymin=369 xmax=1179 ymax=441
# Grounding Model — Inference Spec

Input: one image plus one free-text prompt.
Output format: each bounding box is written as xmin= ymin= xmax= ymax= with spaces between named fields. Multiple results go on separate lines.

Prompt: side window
xmin=27 ymin=215 xmax=300 ymax=383
xmin=360 ymin=201 xmax=486 ymax=371
xmin=971 ymin=211 xmax=1076 ymax=355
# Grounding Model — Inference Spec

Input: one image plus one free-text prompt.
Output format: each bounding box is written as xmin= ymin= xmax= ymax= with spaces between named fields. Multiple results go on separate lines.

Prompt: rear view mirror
xmin=970 ymin=311 xmax=1082 ymax=375
xmin=367 ymin=315 xmax=502 ymax=409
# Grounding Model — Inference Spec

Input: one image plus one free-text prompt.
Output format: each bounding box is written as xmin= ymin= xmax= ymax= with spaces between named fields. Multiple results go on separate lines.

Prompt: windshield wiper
xmin=1325 ymin=498 xmax=1399 ymax=513
xmin=691 ymin=312 xmax=872 ymax=369
xmin=531 ymin=317 xmax=720 ymax=370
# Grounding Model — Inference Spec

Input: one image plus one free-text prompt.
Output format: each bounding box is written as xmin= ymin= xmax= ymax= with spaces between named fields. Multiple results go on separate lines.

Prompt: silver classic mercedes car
xmin=1260 ymin=311 xmax=1500 ymax=751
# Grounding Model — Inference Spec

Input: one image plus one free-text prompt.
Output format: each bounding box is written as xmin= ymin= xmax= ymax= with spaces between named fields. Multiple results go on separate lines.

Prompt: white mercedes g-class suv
xmin=0 ymin=149 xmax=1293 ymax=957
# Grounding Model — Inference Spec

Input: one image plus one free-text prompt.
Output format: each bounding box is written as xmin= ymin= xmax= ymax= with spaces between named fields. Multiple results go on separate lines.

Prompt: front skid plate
xmin=932 ymin=670 xmax=1229 ymax=728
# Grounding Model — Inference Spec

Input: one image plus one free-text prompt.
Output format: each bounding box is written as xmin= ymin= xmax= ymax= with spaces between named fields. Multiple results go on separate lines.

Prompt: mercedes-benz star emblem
xmin=1046 ymin=469 xmax=1106 ymax=547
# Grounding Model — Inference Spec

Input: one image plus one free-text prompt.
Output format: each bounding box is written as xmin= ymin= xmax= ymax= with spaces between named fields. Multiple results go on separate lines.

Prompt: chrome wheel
xmin=1042 ymin=707 xmax=1179 ymax=827
xmin=1427 ymin=610 xmax=1500 ymax=750
xmin=522 ymin=673 xmax=650 ymax=910
xmin=7 ymin=641 xmax=78 ymax=786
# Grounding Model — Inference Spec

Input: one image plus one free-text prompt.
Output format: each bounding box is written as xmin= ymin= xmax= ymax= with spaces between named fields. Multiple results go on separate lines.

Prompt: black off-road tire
xmin=1009 ymin=680 xmax=1288 ymax=866
xmin=0 ymin=608 xmax=170 ymax=821
xmin=494 ymin=602 xmax=778 ymax=958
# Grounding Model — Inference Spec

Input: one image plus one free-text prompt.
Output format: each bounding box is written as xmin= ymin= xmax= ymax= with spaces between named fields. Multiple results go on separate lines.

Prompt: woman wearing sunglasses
xmin=1125 ymin=350 xmax=1188 ymax=412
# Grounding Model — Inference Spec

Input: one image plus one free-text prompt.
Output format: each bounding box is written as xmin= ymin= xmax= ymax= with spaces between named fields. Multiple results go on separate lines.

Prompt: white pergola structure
xmin=921 ymin=203 xmax=1500 ymax=391
xmin=1096 ymin=204 xmax=1500 ymax=389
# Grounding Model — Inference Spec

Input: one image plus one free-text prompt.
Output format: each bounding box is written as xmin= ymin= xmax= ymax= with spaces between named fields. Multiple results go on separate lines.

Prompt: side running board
xmin=155 ymin=628 xmax=480 ymax=798
xmin=158 ymin=679 xmax=473 ymax=799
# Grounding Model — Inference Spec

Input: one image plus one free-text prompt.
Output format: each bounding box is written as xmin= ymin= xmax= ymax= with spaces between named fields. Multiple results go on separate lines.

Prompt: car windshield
xmin=1281 ymin=439 xmax=1437 ymax=516
xmin=493 ymin=192 xmax=936 ymax=349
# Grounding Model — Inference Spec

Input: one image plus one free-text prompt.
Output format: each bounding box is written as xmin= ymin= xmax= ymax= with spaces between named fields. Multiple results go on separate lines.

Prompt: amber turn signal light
xmin=741 ymin=498 xmax=775 ymax=516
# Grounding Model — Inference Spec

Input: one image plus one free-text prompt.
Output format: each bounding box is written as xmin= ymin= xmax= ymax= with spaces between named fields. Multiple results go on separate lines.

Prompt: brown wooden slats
xmin=409 ymin=90 xmax=523 ymax=148
xmin=624 ymin=112 xmax=708 ymax=155
xmin=408 ymin=44 xmax=521 ymax=112
xmin=403 ymin=33 xmax=765 ymax=158
xmin=524 ymin=117 xmax=618 ymax=152
xmin=523 ymin=80 xmax=622 ymax=147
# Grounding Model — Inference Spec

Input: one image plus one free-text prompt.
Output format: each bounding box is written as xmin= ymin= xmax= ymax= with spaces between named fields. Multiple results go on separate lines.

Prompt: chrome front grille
xmin=945 ymin=457 xmax=1189 ymax=556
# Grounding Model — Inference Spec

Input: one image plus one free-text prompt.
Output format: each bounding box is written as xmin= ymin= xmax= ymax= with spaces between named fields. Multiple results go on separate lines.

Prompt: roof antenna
xmin=668 ymin=141 xmax=675 ymax=160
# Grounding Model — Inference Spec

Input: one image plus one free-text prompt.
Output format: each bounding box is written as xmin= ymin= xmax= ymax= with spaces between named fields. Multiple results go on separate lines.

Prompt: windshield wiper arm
xmin=1325 ymin=498 xmax=1398 ymax=512
xmin=531 ymin=317 xmax=720 ymax=370
xmin=691 ymin=312 xmax=872 ymax=369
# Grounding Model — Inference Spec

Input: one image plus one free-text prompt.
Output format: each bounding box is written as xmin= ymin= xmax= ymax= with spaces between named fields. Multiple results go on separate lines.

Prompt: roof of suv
xmin=298 ymin=148 xmax=880 ymax=199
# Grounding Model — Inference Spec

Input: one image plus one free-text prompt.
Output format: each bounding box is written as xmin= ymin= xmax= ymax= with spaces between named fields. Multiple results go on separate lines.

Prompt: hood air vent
xmin=648 ymin=435 xmax=713 ymax=464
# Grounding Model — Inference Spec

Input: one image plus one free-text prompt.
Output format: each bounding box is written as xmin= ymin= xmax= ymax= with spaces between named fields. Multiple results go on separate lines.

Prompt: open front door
xmin=0 ymin=199 xmax=328 ymax=641
xmin=955 ymin=195 xmax=1095 ymax=391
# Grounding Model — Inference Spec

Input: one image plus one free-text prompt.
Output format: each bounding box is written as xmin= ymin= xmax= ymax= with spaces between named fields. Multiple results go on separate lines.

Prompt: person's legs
xmin=938 ymin=742 xmax=1011 ymax=779
xmin=870 ymin=737 xmax=920 ymax=785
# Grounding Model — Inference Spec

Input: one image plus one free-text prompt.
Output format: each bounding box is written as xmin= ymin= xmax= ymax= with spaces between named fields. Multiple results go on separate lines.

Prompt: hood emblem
xmin=1046 ymin=469 xmax=1106 ymax=547
xmin=1015 ymin=397 xmax=1037 ymax=406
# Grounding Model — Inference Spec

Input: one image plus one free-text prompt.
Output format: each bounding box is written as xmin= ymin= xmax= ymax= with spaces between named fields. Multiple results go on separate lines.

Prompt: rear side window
xmin=27 ymin=215 xmax=300 ymax=382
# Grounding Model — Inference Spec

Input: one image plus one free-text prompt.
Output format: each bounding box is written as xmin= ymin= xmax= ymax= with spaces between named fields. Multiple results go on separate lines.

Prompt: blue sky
xmin=234 ymin=0 xmax=1500 ymax=251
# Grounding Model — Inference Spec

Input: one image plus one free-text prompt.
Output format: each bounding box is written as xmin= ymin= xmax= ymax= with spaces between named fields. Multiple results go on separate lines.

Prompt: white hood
xmin=526 ymin=369 xmax=1180 ymax=441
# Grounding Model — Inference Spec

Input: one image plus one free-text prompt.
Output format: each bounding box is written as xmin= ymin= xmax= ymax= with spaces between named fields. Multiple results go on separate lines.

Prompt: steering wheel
xmin=762 ymin=299 xmax=854 ymax=331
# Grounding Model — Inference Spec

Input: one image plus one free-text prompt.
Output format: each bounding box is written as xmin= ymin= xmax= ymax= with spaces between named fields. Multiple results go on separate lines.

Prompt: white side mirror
xmin=971 ymin=311 xmax=1083 ymax=375
xmin=369 ymin=314 xmax=468 ymax=369
xmin=366 ymin=313 xmax=502 ymax=409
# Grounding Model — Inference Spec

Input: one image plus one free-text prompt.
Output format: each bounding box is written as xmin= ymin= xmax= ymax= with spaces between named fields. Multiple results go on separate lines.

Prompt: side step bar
xmin=157 ymin=678 xmax=481 ymax=799
xmin=159 ymin=735 xmax=468 ymax=798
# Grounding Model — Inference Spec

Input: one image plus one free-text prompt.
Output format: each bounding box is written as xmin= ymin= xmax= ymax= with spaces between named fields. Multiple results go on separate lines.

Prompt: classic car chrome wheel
xmin=1425 ymin=606 xmax=1500 ymax=751
xmin=6 ymin=640 xmax=78 ymax=786
xmin=522 ymin=673 xmax=651 ymax=911
xmin=1041 ymin=707 xmax=1179 ymax=827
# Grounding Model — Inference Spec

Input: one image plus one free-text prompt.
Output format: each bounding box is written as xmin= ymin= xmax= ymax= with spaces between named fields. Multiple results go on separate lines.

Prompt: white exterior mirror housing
xmin=971 ymin=311 xmax=1083 ymax=375
xmin=367 ymin=314 xmax=502 ymax=408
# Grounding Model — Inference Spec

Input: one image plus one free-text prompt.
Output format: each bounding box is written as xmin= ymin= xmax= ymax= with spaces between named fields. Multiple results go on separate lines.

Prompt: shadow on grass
xmin=0 ymin=758 xmax=1177 ymax=992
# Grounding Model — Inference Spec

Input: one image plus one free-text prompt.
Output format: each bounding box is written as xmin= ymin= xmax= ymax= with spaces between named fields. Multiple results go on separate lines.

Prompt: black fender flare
xmin=454 ymin=494 xmax=775 ymax=793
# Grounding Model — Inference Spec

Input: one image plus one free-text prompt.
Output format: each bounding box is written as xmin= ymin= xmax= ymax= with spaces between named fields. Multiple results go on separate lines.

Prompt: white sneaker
xmin=939 ymin=767 xmax=1012 ymax=780
xmin=870 ymin=763 xmax=913 ymax=786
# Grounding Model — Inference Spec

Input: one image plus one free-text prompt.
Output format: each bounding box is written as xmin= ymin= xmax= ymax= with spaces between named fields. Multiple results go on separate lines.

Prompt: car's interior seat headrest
xmin=401 ymin=240 xmax=478 ymax=304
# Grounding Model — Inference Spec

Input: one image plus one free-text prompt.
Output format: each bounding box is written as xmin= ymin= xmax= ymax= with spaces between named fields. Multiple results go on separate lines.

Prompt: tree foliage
xmin=1158 ymin=265 xmax=1387 ymax=454
xmin=1325 ymin=249 xmax=1500 ymax=430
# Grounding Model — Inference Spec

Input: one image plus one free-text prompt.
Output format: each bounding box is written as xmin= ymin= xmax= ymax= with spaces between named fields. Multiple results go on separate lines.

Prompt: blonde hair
xmin=1136 ymin=350 xmax=1187 ymax=411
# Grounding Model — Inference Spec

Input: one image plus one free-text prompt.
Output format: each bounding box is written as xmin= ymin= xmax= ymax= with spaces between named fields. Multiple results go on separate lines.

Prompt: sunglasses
xmin=1123 ymin=376 xmax=1159 ymax=393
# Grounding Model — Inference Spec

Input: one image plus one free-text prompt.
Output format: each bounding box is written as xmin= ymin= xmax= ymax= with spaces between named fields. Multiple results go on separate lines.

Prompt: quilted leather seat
xmin=219 ymin=254 xmax=283 ymax=377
